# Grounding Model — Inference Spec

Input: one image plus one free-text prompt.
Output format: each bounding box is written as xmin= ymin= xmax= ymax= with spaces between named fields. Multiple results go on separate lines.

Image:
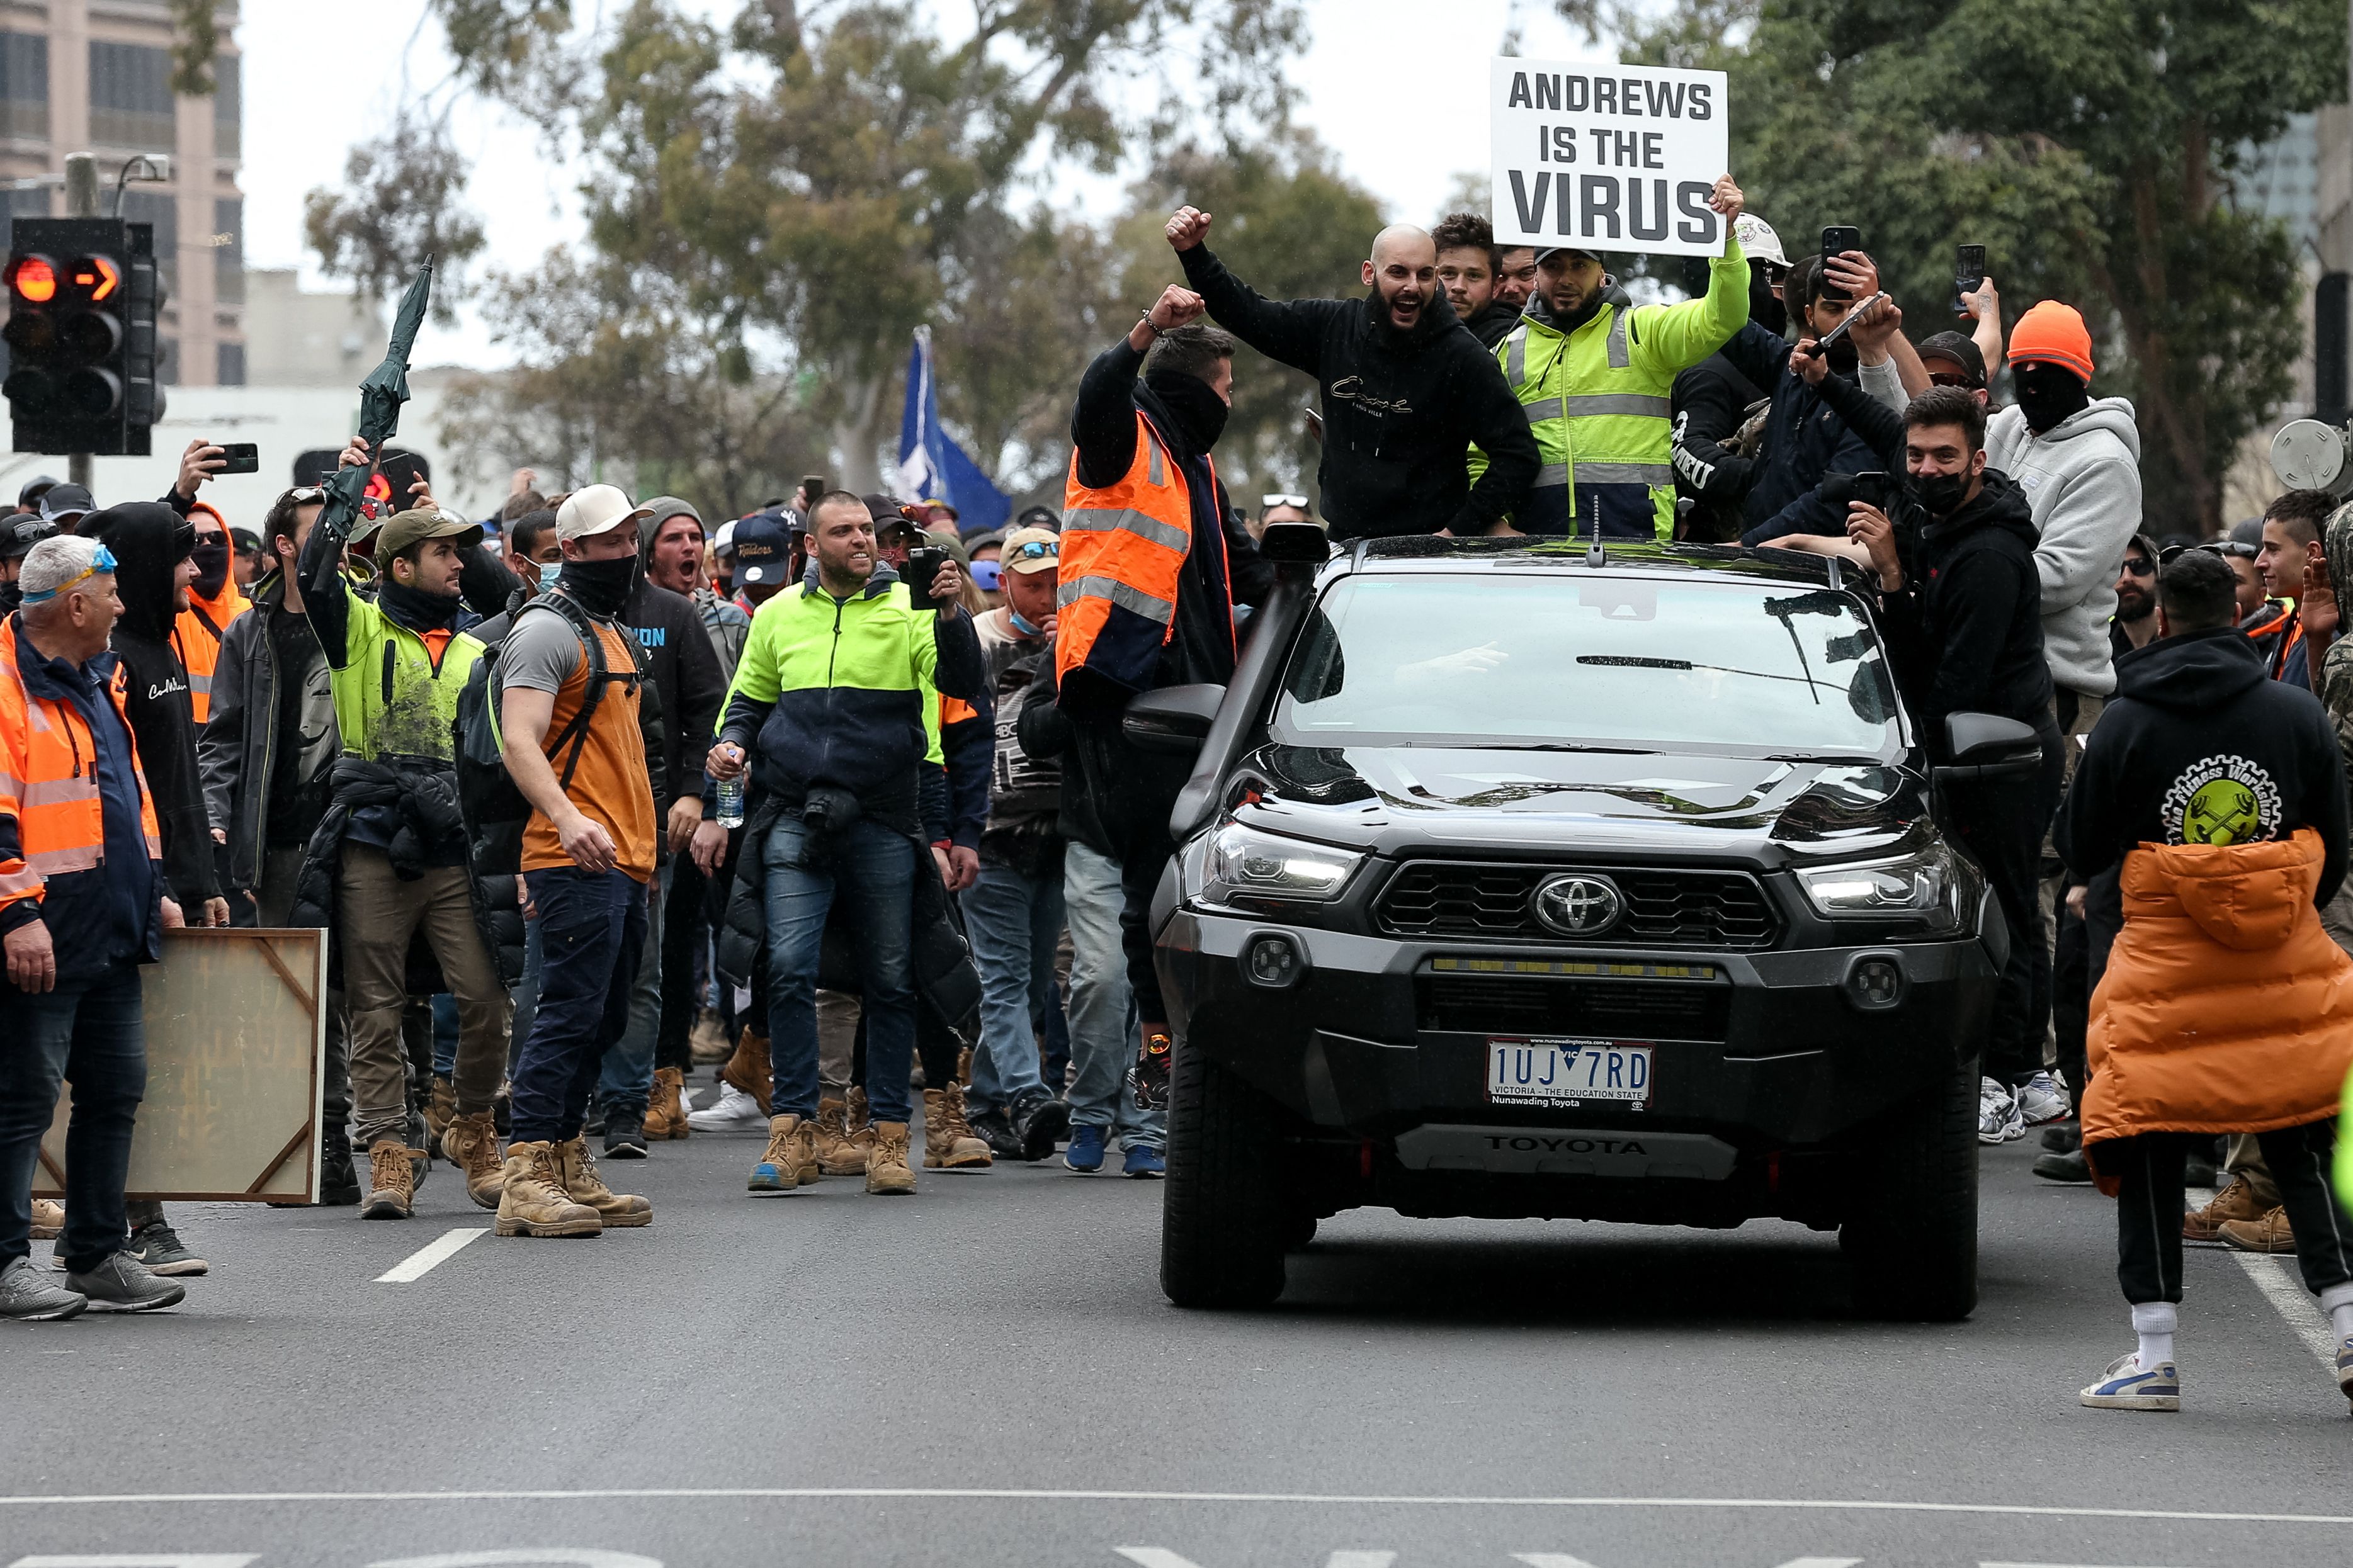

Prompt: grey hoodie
xmin=1983 ymin=397 xmax=2143 ymax=698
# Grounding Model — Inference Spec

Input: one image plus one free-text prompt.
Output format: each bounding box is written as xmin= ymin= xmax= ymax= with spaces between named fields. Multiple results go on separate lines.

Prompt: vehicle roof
xmin=1337 ymin=536 xmax=1847 ymax=589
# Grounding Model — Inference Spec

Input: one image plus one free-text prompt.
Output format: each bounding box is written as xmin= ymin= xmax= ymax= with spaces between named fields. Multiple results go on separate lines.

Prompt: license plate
xmin=1487 ymin=1037 xmax=1652 ymax=1108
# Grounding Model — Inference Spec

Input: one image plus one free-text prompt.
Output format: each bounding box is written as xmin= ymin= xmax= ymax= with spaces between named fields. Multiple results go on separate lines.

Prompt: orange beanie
xmin=2007 ymin=300 xmax=2094 ymax=382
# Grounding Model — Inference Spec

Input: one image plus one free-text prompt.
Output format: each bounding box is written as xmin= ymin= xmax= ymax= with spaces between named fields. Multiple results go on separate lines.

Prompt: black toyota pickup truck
xmin=1133 ymin=529 xmax=2035 ymax=1321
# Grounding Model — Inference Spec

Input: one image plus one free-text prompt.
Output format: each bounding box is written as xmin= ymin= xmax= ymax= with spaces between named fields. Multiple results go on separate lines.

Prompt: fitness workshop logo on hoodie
xmin=2162 ymin=754 xmax=2284 ymax=847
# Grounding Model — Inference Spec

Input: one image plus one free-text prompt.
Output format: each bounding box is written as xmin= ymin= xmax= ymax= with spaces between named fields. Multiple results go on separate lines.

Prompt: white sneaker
xmin=1978 ymin=1076 xmax=2025 ymax=1144
xmin=2012 ymin=1070 xmax=2070 ymax=1126
xmin=686 ymin=1082 xmax=769 ymax=1133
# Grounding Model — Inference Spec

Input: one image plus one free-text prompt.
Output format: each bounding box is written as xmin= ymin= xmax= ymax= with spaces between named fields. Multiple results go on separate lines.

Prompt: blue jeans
xmin=431 ymin=993 xmax=458 ymax=1077
xmin=763 ymin=817 xmax=917 ymax=1125
xmin=596 ymin=858 xmax=672 ymax=1117
xmin=511 ymin=868 xmax=649 ymax=1145
xmin=0 ymin=963 xmax=145 ymax=1272
xmin=1065 ymin=842 xmax=1163 ymax=1148
xmin=964 ymin=857 xmax=1063 ymax=1114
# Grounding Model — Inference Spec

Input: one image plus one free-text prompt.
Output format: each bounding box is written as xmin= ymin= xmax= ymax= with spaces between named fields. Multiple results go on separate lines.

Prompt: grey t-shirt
xmin=499 ymin=607 xmax=587 ymax=695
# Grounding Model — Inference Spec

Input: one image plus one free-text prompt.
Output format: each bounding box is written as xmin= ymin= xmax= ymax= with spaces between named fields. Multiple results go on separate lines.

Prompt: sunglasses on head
xmin=2158 ymin=540 xmax=2259 ymax=565
xmin=287 ymin=485 xmax=326 ymax=504
xmin=1927 ymin=372 xmax=1982 ymax=390
xmin=1261 ymin=494 xmax=1310 ymax=510
xmin=1007 ymin=538 xmax=1058 ymax=561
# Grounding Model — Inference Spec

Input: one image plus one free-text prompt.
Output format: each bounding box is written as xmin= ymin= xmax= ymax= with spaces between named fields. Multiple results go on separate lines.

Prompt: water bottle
xmin=715 ymin=774 xmax=746 ymax=830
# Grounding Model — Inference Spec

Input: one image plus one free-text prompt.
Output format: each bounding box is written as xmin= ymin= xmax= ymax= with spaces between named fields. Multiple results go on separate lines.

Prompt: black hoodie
xmin=2057 ymin=626 xmax=2349 ymax=905
xmin=1176 ymin=243 xmax=1540 ymax=539
xmin=88 ymin=501 xmax=218 ymax=905
xmin=1872 ymin=471 xmax=2053 ymax=748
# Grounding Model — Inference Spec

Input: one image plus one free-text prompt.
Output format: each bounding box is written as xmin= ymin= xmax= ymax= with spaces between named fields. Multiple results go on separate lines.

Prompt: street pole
xmin=62 ymin=152 xmax=95 ymax=491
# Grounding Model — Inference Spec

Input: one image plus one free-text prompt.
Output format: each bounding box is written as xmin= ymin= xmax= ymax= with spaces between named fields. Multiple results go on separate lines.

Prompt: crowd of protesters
xmin=3 ymin=169 xmax=2352 ymax=1425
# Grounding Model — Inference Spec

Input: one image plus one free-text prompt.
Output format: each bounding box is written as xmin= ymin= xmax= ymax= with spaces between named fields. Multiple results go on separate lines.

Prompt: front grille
xmin=1376 ymin=862 xmax=1779 ymax=949
xmin=1415 ymin=974 xmax=1730 ymax=1042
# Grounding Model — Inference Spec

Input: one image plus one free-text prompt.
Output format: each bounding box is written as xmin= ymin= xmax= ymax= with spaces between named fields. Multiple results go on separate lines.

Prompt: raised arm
xmin=1167 ymin=206 xmax=1342 ymax=375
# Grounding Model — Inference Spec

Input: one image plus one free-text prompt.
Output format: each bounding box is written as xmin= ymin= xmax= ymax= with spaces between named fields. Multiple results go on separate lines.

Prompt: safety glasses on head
xmin=21 ymin=541 xmax=116 ymax=604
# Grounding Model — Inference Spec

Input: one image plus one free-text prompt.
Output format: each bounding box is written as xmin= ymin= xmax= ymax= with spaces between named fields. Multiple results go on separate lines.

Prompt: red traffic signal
xmin=9 ymin=254 xmax=55 ymax=303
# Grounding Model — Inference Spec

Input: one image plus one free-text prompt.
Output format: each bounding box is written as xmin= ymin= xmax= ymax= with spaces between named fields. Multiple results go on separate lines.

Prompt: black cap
xmin=1015 ymin=504 xmax=1060 ymax=533
xmin=230 ymin=527 xmax=261 ymax=555
xmin=1916 ymin=331 xmax=1987 ymax=388
xmin=17 ymin=474 xmax=59 ymax=509
xmin=732 ymin=513 xmax=797 ymax=586
xmin=38 ymin=483 xmax=94 ymax=523
xmin=0 ymin=512 xmax=58 ymax=561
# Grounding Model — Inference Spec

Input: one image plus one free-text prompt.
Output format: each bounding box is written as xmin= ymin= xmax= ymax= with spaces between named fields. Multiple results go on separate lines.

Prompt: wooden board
xmin=34 ymin=927 xmax=327 ymax=1204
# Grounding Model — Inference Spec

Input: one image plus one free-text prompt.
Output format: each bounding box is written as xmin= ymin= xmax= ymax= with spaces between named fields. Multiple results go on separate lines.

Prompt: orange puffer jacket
xmin=2083 ymin=829 xmax=2353 ymax=1194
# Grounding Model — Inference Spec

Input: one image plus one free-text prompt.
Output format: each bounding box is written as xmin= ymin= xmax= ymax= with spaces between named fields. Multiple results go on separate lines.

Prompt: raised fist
xmin=1165 ymin=206 xmax=1213 ymax=252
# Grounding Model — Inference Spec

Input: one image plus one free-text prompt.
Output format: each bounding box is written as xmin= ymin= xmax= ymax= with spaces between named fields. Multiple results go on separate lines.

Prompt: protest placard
xmin=1490 ymin=57 xmax=1731 ymax=259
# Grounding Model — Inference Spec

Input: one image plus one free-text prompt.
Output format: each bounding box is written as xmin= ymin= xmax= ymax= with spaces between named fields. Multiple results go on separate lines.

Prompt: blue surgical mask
xmin=1009 ymin=607 xmax=1045 ymax=637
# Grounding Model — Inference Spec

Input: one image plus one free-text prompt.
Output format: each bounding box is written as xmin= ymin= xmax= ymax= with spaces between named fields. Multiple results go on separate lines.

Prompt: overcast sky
xmin=235 ymin=0 xmax=1597 ymax=368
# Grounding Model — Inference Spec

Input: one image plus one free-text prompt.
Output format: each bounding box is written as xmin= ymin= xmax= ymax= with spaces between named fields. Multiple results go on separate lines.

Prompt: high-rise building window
xmin=217 ymin=341 xmax=245 ymax=386
xmin=213 ymin=52 xmax=239 ymax=159
xmin=88 ymin=41 xmax=173 ymax=153
xmin=0 ymin=33 xmax=47 ymax=141
xmin=215 ymin=197 xmax=242 ymax=304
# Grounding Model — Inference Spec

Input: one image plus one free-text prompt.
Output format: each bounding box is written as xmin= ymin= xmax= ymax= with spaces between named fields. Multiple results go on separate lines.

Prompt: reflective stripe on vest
xmin=0 ymin=618 xmax=166 ymax=905
xmin=1490 ymin=305 xmax=1679 ymax=538
xmin=1058 ymin=410 xmax=1223 ymax=691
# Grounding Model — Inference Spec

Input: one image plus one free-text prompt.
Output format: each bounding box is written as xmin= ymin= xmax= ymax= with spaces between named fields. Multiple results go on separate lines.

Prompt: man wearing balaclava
xmin=1050 ymin=285 xmax=1278 ymax=1164
xmin=1165 ymin=205 xmax=1540 ymax=539
xmin=1670 ymin=212 xmax=1791 ymax=542
xmin=169 ymin=502 xmax=247 ymax=728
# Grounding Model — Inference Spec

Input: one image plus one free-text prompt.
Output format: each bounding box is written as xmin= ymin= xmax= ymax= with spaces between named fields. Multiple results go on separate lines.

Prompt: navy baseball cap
xmin=732 ymin=512 xmax=796 ymax=586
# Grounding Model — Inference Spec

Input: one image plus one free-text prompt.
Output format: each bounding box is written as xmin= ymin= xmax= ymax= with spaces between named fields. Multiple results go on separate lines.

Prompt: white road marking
xmin=1982 ymin=1561 xmax=2184 ymax=1567
xmin=11 ymin=1559 xmax=259 ymax=1567
xmin=374 ymin=1227 xmax=488 ymax=1283
xmin=2228 ymin=1251 xmax=2342 ymax=1371
xmin=1514 ymin=1555 xmax=1600 ymax=1567
xmin=1 ymin=1489 xmax=2349 ymax=1525
xmin=1115 ymin=1552 xmax=1203 ymax=1568
xmin=368 ymin=1554 xmax=662 ymax=1568
xmin=1327 ymin=1555 xmax=1397 ymax=1567
xmin=1776 ymin=1560 xmax=1863 ymax=1567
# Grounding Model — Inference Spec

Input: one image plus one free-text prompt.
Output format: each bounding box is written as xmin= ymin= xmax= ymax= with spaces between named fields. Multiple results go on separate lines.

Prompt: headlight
xmin=1795 ymin=840 xmax=1968 ymax=932
xmin=1194 ymin=818 xmax=1363 ymax=906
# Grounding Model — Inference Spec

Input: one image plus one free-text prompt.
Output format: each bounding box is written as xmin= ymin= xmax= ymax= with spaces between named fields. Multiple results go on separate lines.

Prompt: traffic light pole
xmin=62 ymin=152 xmax=95 ymax=490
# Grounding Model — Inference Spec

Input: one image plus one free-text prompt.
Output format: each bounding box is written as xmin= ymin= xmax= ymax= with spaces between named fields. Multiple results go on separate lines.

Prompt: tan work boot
xmin=2183 ymin=1173 xmax=2269 ymax=1246
xmin=362 ymin=1139 xmax=419 ymax=1220
xmin=29 ymin=1197 xmax=62 ymax=1239
xmin=720 ymin=1028 xmax=774 ymax=1115
xmin=750 ymin=1114 xmax=817 ymax=1193
xmin=847 ymin=1085 xmax=875 ymax=1168
xmin=866 ymin=1121 xmax=917 ymax=1195
xmin=2221 ymin=1204 xmax=2297 ymax=1254
xmin=495 ymin=1140 xmax=603 ymax=1237
xmin=423 ymin=1073 xmax=458 ymax=1143
xmin=644 ymin=1066 xmax=690 ymax=1141
xmin=922 ymin=1085 xmax=993 ymax=1170
xmin=814 ymin=1098 xmax=866 ymax=1175
xmin=690 ymin=1007 xmax=734 ymax=1063
xmin=557 ymin=1136 xmax=651 ymax=1227
xmin=439 ymin=1110 xmax=506 ymax=1210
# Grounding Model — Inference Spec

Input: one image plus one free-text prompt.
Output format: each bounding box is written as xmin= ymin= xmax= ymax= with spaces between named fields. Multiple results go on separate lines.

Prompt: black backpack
xmin=454 ymin=590 xmax=650 ymax=840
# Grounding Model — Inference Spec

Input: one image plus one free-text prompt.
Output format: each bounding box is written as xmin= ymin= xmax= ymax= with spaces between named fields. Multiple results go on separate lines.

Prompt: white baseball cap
xmin=712 ymin=519 xmax=737 ymax=556
xmin=1734 ymin=214 xmax=1787 ymax=268
xmin=555 ymin=483 xmax=652 ymax=543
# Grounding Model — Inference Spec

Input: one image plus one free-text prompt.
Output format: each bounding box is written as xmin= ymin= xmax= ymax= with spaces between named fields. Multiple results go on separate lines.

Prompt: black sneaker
xmin=492 ymin=1084 xmax=513 ymax=1137
xmin=968 ymin=1105 xmax=1027 ymax=1161
xmin=2040 ymin=1120 xmax=2080 ymax=1153
xmin=603 ymin=1111 xmax=649 ymax=1159
xmin=320 ymin=1142 xmax=361 ymax=1207
xmin=66 ymin=1251 xmax=184 ymax=1312
xmin=2032 ymin=1148 xmax=2092 ymax=1183
xmin=127 ymin=1219 xmax=209 ymax=1277
xmin=2185 ymin=1151 xmax=2219 ymax=1188
xmin=1010 ymin=1088 xmax=1072 ymax=1162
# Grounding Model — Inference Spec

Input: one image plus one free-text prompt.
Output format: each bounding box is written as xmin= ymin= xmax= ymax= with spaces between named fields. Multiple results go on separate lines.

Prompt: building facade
xmin=0 ymin=0 xmax=242 ymax=387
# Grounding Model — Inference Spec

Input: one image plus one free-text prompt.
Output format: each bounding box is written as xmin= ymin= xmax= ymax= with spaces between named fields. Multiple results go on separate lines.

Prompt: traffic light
xmin=3 ymin=216 xmax=164 ymax=456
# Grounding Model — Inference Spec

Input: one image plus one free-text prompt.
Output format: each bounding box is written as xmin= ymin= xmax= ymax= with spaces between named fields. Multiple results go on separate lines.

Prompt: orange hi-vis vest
xmin=172 ymin=504 xmax=249 ymax=725
xmin=0 ymin=615 xmax=163 ymax=918
xmin=1058 ymin=410 xmax=1229 ymax=695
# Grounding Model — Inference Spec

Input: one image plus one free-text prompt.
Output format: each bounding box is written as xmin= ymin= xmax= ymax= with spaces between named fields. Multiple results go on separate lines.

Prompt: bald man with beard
xmin=1167 ymin=207 xmax=1539 ymax=541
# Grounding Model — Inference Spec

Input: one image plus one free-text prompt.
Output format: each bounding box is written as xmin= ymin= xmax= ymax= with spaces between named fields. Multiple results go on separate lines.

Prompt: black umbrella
xmin=315 ymin=259 xmax=434 ymax=546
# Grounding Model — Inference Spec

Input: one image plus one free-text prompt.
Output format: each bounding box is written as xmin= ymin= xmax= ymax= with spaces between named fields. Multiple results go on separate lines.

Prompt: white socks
xmin=2321 ymin=1282 xmax=2353 ymax=1343
xmin=2131 ymin=1300 xmax=2178 ymax=1370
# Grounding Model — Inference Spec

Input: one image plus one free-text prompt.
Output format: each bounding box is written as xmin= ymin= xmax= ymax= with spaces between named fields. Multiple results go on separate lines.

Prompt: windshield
xmin=1274 ymin=572 xmax=1901 ymax=756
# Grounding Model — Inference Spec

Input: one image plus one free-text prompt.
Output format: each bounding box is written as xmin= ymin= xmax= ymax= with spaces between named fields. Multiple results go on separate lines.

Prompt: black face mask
xmin=1749 ymin=268 xmax=1787 ymax=337
xmin=0 ymin=578 xmax=18 ymax=616
xmin=1915 ymin=471 xmax=1973 ymax=517
xmin=1146 ymin=370 xmax=1230 ymax=453
xmin=378 ymin=577 xmax=463 ymax=631
xmin=190 ymin=537 xmax=230 ymax=599
xmin=2011 ymin=363 xmax=2090 ymax=434
xmin=554 ymin=553 xmax=637 ymax=618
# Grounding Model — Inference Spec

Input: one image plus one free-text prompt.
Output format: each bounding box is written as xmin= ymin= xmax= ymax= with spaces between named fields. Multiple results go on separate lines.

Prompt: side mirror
xmin=1259 ymin=519 xmax=1330 ymax=565
xmin=1934 ymin=712 xmax=2044 ymax=784
xmin=1125 ymin=683 xmax=1227 ymax=757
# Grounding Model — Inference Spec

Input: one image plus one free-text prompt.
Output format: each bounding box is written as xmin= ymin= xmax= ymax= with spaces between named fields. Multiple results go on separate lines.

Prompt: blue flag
xmin=896 ymin=326 xmax=1011 ymax=538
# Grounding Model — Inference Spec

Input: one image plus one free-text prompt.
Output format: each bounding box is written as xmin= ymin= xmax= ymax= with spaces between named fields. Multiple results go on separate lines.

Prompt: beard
xmin=1376 ymin=278 xmax=1428 ymax=327
xmin=2116 ymin=584 xmax=2155 ymax=622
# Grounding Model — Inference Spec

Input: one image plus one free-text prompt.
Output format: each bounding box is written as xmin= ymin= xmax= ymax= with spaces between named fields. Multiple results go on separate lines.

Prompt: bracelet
xmin=1138 ymin=309 xmax=1164 ymax=337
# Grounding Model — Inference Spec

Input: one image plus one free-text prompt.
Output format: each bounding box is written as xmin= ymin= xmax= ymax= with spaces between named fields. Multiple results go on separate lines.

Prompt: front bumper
xmin=1156 ymin=906 xmax=1997 ymax=1154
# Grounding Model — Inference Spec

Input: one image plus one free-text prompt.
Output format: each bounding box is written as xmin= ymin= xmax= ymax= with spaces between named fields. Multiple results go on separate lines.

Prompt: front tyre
xmin=1160 ymin=1038 xmax=1289 ymax=1308
xmin=1839 ymin=1054 xmax=1980 ymax=1322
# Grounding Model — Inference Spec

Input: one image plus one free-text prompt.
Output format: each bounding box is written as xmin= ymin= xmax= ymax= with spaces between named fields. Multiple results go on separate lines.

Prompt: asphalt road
xmin=5 ymin=1110 xmax=2352 ymax=1568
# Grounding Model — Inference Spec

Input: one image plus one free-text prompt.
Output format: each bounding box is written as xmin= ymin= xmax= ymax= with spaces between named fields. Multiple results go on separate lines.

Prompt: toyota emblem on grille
xmin=1533 ymin=874 xmax=1623 ymax=936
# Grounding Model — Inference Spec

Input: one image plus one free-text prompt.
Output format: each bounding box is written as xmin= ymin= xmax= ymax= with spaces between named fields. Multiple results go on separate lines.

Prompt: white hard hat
xmin=1733 ymin=214 xmax=1787 ymax=268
